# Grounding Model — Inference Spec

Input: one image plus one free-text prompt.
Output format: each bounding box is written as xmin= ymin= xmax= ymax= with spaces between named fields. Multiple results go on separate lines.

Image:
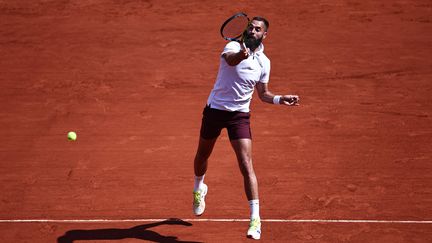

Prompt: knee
xmin=239 ymin=158 xmax=255 ymax=176
xmin=195 ymin=150 xmax=210 ymax=163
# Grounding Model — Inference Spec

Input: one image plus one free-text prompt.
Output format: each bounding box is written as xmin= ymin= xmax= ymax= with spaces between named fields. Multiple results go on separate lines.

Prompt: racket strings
xmin=222 ymin=16 xmax=249 ymax=40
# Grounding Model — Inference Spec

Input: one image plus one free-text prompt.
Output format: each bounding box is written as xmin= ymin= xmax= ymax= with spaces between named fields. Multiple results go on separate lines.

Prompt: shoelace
xmin=249 ymin=218 xmax=261 ymax=229
xmin=193 ymin=191 xmax=202 ymax=205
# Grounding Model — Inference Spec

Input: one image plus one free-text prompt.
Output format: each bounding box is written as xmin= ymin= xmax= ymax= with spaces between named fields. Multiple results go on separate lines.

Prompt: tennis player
xmin=192 ymin=16 xmax=299 ymax=240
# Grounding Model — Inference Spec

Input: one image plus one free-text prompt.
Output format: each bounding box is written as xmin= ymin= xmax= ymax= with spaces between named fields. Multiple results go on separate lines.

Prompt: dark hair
xmin=252 ymin=16 xmax=269 ymax=31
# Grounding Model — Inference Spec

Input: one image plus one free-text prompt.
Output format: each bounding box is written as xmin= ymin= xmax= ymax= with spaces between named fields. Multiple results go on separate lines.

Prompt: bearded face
xmin=242 ymin=20 xmax=267 ymax=52
xmin=244 ymin=32 xmax=263 ymax=52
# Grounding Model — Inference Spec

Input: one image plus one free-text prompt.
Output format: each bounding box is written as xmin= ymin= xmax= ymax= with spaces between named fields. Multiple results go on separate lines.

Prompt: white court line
xmin=1 ymin=219 xmax=432 ymax=224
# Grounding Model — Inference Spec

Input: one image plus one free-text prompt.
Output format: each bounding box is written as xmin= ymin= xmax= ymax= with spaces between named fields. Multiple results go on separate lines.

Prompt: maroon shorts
xmin=200 ymin=105 xmax=252 ymax=140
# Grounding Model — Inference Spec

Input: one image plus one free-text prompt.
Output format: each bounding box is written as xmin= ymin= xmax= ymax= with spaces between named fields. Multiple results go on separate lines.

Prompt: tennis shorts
xmin=200 ymin=105 xmax=252 ymax=140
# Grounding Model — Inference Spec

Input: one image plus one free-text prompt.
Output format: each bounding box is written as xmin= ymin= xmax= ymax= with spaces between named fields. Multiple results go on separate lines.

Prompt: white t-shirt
xmin=206 ymin=41 xmax=271 ymax=112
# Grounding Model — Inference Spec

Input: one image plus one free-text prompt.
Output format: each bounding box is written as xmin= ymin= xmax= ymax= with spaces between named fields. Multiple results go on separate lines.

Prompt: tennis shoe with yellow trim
xmin=247 ymin=217 xmax=261 ymax=240
xmin=193 ymin=184 xmax=207 ymax=216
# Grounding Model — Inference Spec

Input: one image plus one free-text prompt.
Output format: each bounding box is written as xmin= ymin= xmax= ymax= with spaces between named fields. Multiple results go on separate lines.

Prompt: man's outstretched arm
xmin=256 ymin=82 xmax=300 ymax=106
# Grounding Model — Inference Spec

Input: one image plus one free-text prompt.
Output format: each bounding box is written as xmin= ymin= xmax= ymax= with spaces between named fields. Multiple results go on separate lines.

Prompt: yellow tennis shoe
xmin=192 ymin=184 xmax=208 ymax=216
xmin=247 ymin=217 xmax=261 ymax=240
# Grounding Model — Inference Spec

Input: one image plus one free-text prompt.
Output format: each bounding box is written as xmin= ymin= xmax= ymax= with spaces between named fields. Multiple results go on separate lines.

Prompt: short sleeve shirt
xmin=206 ymin=41 xmax=271 ymax=112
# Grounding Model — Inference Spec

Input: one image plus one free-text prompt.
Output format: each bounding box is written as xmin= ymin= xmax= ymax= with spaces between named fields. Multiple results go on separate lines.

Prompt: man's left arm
xmin=256 ymin=82 xmax=300 ymax=106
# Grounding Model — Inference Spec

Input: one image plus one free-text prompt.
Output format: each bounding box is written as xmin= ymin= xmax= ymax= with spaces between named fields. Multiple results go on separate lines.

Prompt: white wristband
xmin=273 ymin=95 xmax=281 ymax=105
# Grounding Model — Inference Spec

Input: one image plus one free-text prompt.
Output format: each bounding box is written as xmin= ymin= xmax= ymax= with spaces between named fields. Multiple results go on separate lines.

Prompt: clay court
xmin=1 ymin=0 xmax=431 ymax=242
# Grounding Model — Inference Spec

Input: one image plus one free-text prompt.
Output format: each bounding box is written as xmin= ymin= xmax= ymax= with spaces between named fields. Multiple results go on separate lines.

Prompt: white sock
xmin=193 ymin=175 xmax=205 ymax=192
xmin=249 ymin=199 xmax=260 ymax=220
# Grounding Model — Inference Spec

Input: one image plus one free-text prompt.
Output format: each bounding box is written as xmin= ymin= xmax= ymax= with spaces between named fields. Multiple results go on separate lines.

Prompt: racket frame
xmin=220 ymin=12 xmax=250 ymax=42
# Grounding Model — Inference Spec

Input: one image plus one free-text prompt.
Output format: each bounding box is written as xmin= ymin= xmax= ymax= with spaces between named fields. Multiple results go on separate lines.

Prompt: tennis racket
xmin=220 ymin=12 xmax=250 ymax=43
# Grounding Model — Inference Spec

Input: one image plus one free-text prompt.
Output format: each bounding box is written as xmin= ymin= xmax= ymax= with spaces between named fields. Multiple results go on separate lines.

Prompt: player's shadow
xmin=57 ymin=218 xmax=202 ymax=243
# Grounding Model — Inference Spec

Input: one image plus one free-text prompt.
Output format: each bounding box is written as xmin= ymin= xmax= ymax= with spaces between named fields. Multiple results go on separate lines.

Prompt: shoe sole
xmin=247 ymin=234 xmax=261 ymax=240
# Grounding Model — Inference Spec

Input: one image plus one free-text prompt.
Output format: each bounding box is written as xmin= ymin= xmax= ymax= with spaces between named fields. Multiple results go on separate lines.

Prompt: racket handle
xmin=242 ymin=42 xmax=251 ymax=57
xmin=242 ymin=42 xmax=247 ymax=50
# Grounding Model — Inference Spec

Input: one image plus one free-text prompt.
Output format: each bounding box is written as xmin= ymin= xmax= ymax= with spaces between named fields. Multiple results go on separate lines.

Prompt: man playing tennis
xmin=192 ymin=16 xmax=299 ymax=240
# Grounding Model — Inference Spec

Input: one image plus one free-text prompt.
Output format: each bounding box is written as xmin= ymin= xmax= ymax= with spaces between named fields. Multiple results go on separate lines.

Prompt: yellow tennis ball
xmin=67 ymin=131 xmax=77 ymax=141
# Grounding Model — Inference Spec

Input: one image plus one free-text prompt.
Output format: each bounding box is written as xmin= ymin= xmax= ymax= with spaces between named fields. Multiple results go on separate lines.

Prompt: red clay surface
xmin=1 ymin=0 xmax=431 ymax=242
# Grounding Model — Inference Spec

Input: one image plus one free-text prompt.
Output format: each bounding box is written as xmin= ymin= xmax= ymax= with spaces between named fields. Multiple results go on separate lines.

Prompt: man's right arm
xmin=222 ymin=43 xmax=250 ymax=66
